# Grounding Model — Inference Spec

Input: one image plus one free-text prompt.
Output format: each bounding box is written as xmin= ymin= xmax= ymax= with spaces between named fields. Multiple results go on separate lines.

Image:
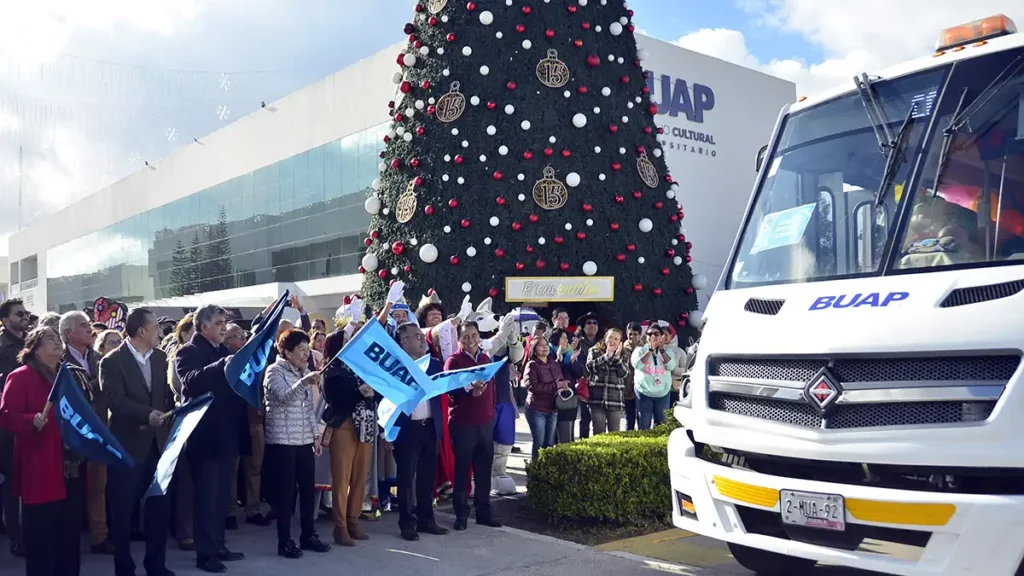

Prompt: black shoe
xmin=299 ymin=533 xmax=331 ymax=553
xmin=400 ymin=527 xmax=420 ymax=541
xmin=477 ymin=516 xmax=503 ymax=528
xmin=196 ymin=558 xmax=227 ymax=574
xmin=417 ymin=523 xmax=449 ymax=535
xmin=9 ymin=540 xmax=24 ymax=558
xmin=278 ymin=539 xmax=303 ymax=559
xmin=131 ymin=528 xmax=145 ymax=542
xmin=511 ymin=446 xmax=523 ymax=454
xmin=217 ymin=547 xmax=245 ymax=562
xmin=245 ymin=513 xmax=271 ymax=526
xmin=454 ymin=517 xmax=468 ymax=531
xmin=225 ymin=517 xmax=238 ymax=531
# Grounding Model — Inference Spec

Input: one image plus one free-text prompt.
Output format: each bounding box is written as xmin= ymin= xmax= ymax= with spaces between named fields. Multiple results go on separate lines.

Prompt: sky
xmin=1 ymin=0 xmax=1023 ymax=257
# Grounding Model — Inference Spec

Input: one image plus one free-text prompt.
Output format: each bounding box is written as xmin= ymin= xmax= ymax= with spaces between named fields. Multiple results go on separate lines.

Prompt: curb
xmin=603 ymin=550 xmax=705 ymax=575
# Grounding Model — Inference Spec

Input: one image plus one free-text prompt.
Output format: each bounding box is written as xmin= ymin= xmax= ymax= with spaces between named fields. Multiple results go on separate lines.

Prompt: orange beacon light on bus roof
xmin=937 ymin=14 xmax=1017 ymax=52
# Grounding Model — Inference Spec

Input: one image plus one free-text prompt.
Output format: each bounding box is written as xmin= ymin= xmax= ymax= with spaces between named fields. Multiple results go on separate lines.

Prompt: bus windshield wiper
xmin=854 ymin=73 xmax=895 ymax=155
xmin=874 ymin=105 xmax=916 ymax=206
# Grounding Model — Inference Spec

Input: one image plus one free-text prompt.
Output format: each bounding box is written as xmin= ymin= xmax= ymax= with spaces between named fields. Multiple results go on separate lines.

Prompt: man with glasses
xmin=575 ymin=312 xmax=602 ymax=439
xmin=392 ymin=323 xmax=449 ymax=541
xmin=0 ymin=298 xmax=29 ymax=557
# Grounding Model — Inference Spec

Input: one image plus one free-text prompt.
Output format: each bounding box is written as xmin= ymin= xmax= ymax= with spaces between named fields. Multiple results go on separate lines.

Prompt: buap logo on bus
xmin=644 ymin=71 xmax=717 ymax=156
xmin=809 ymin=292 xmax=909 ymax=311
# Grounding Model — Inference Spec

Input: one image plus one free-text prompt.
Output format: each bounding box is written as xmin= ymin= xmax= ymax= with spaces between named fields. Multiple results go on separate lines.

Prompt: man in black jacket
xmin=0 ymin=297 xmax=29 ymax=557
xmin=176 ymin=304 xmax=247 ymax=574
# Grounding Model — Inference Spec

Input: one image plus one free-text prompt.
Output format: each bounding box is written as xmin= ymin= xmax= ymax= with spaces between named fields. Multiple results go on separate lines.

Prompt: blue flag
xmin=49 ymin=364 xmax=134 ymax=468
xmin=224 ymin=290 xmax=289 ymax=408
xmin=145 ymin=392 xmax=214 ymax=498
xmin=338 ymin=320 xmax=425 ymax=410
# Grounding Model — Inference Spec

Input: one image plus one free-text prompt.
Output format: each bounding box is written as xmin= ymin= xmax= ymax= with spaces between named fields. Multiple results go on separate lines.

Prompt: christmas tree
xmin=360 ymin=0 xmax=700 ymax=335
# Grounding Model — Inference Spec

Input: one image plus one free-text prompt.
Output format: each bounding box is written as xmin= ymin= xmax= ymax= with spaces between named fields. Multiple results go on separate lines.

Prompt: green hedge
xmin=527 ymin=411 xmax=679 ymax=525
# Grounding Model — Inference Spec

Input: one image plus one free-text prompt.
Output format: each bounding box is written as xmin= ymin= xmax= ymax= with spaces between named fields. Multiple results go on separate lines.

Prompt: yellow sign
xmin=505 ymin=277 xmax=615 ymax=303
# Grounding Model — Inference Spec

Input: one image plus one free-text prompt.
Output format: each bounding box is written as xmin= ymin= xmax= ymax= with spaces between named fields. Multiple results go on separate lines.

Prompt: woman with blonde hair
xmin=163 ymin=313 xmax=196 ymax=551
xmin=93 ymin=329 xmax=123 ymax=357
xmin=585 ymin=327 xmax=629 ymax=434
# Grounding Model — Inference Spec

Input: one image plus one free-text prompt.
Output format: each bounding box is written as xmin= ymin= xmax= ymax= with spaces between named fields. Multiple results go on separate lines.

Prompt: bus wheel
xmin=727 ymin=543 xmax=817 ymax=575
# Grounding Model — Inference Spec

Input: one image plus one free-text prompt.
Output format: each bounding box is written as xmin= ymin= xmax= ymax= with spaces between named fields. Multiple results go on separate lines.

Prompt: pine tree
xmin=170 ymin=240 xmax=189 ymax=297
xmin=204 ymin=206 xmax=235 ymax=291
xmin=188 ymin=231 xmax=203 ymax=295
xmin=360 ymin=0 xmax=699 ymax=334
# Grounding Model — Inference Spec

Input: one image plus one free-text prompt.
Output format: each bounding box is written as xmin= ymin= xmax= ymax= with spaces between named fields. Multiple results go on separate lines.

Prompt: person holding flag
xmin=0 ymin=327 xmax=85 ymax=576
xmin=99 ymin=308 xmax=176 ymax=576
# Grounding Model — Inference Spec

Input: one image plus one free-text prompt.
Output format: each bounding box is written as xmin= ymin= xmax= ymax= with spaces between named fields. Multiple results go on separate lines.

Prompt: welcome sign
xmin=505 ymin=277 xmax=615 ymax=302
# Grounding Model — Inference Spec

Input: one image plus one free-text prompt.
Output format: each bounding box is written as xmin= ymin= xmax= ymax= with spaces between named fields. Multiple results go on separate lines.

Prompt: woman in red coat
xmin=0 ymin=327 xmax=83 ymax=576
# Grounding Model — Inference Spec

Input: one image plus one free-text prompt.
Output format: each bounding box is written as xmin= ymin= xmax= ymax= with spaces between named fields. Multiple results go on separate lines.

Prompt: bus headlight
xmin=678 ymin=376 xmax=692 ymax=408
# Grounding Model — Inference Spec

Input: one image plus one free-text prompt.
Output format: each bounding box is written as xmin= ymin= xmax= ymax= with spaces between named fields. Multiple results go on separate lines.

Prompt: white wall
xmin=637 ymin=36 xmax=795 ymax=309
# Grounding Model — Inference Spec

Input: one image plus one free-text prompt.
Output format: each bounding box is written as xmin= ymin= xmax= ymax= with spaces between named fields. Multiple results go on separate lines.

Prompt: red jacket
xmin=0 ymin=365 xmax=66 ymax=505
xmin=523 ymin=357 xmax=564 ymax=414
xmin=444 ymin=349 xmax=495 ymax=426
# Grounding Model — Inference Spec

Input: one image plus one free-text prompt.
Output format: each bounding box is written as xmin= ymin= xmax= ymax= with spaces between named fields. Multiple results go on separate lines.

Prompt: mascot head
xmin=465 ymin=297 xmax=500 ymax=334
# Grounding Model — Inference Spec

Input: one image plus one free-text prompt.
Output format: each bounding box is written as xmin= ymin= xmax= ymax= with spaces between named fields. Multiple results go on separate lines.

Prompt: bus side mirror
xmin=755 ymin=144 xmax=768 ymax=173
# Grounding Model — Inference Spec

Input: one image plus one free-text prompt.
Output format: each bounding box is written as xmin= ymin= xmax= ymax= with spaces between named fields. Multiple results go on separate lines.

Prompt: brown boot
xmin=347 ymin=518 xmax=370 ymax=541
xmin=333 ymin=524 xmax=355 ymax=547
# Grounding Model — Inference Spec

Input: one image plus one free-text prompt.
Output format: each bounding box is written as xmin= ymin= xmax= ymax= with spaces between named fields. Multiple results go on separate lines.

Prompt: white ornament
xmin=442 ymin=175 xmax=450 ymax=182
xmin=410 ymin=238 xmax=418 ymax=246
xmin=403 ymin=133 xmax=413 ymax=142
xmin=619 ymin=147 xmax=627 ymax=154
xmin=462 ymin=282 xmax=473 ymax=293
xmin=518 ymin=194 xmax=526 ymax=201
xmin=521 ymin=120 xmax=532 ymax=130
xmin=420 ymin=46 xmax=430 ymax=56
xmin=451 ymin=128 xmax=459 ymax=136
xmin=638 ymin=48 xmax=650 ymax=61
xmin=444 ymin=154 xmax=452 ymax=162
xmin=480 ymin=65 xmax=490 ymax=76
xmin=379 ymin=162 xmax=387 ymax=172
xmin=361 ymin=253 xmax=379 ymax=272
xmin=538 ymin=237 xmax=546 ymax=245
xmin=457 ymin=176 xmax=465 ymax=184
xmin=523 ymin=39 xmax=533 ymax=49
xmin=582 ymin=261 xmax=598 ymax=276
xmin=403 ymin=53 xmax=417 ymax=67
xmin=673 ymin=256 xmax=683 ymax=266
xmin=463 ymin=46 xmax=473 ymax=57
xmin=517 ymin=174 xmax=525 ymax=181
xmin=415 ymin=100 xmax=425 ymax=110
xmin=479 ymin=10 xmax=494 ymax=25
xmin=391 ymin=267 xmax=399 ymax=276
xmin=609 ymin=22 xmax=623 ymax=36
xmin=564 ymin=223 xmax=573 ymax=231
xmin=586 ymin=219 xmax=594 ymax=226
xmin=599 ymin=174 xmax=606 ymax=181
xmin=689 ymin=310 xmax=705 ymax=327
xmin=666 ymin=190 xmax=675 ymax=199
xmin=593 ymin=107 xmax=601 ymax=114
xmin=392 ymin=72 xmax=403 ymax=84
xmin=496 ymin=31 xmax=503 ymax=39
xmin=692 ymin=274 xmax=708 ymax=290
xmin=572 ymin=113 xmax=587 ymax=128
xmin=444 ymin=226 xmax=452 ymax=233
xmin=498 ymin=145 xmax=509 ymax=156
xmin=639 ymin=218 xmax=654 ymax=233
xmin=470 ymin=96 xmax=481 ymax=106
xmin=505 ymin=104 xmax=515 ymax=115
xmin=466 ymin=246 xmax=478 ymax=257
xmin=461 ymin=140 xmax=469 ymax=148
xmin=382 ymin=207 xmax=390 ymax=215
xmin=638 ymin=257 xmax=646 ymax=264
xmin=566 ymin=172 xmax=581 ymax=187
xmin=438 ymin=48 xmax=446 ymax=56
xmin=602 ymin=86 xmax=611 ymax=97
xmin=594 ymin=146 xmax=602 ymax=153
xmin=619 ymin=16 xmax=629 ymax=25
xmin=395 ymin=126 xmax=406 ymax=136
xmin=622 ymin=116 xmax=629 ymax=123
xmin=371 ymin=178 xmax=382 ymax=191
xmin=405 ymin=107 xmax=415 ymax=117
xmin=607 ymin=54 xmax=615 ymax=62
xmin=479 ymin=154 xmax=487 ymax=162
xmin=563 ymin=90 xmax=571 ymax=98
xmin=443 ymin=68 xmax=450 ymax=76
xmin=487 ymin=125 xmax=497 ymax=136
xmin=654 ymin=148 xmax=663 ymax=158
xmin=364 ymin=196 xmax=381 ymax=214
xmin=490 ymin=216 xmax=500 ymax=226
xmin=484 ymin=237 xmax=492 ymax=245
xmin=549 ymin=136 xmax=557 ymax=144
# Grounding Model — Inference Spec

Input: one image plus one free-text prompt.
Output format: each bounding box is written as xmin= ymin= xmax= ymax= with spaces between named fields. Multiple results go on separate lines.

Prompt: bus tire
xmin=727 ymin=542 xmax=817 ymax=575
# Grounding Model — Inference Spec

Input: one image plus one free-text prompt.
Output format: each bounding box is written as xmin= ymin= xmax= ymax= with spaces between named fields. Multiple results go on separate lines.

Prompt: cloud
xmin=674 ymin=1 xmax=1024 ymax=95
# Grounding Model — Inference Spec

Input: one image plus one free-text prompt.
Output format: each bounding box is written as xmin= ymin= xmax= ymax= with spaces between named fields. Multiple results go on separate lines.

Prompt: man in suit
xmin=393 ymin=322 xmax=449 ymax=541
xmin=99 ymin=308 xmax=175 ymax=576
xmin=176 ymin=304 xmax=247 ymax=574
xmin=59 ymin=310 xmax=114 ymax=555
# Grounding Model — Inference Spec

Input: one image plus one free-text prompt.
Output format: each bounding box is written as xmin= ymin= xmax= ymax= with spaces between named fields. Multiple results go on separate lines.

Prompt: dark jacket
xmin=0 ymin=328 xmax=24 ymax=473
xmin=445 ymin=349 xmax=495 ymax=427
xmin=176 ymin=333 xmax=249 ymax=460
xmin=523 ymin=356 xmax=564 ymax=414
xmin=99 ymin=342 xmax=174 ymax=463
xmin=394 ymin=356 xmax=444 ymax=440
xmin=64 ymin=346 xmax=105 ymax=424
xmin=322 ymin=362 xmax=367 ymax=429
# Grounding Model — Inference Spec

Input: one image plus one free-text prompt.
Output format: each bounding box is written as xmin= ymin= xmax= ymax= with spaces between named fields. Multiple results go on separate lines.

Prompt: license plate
xmin=780 ymin=490 xmax=845 ymax=532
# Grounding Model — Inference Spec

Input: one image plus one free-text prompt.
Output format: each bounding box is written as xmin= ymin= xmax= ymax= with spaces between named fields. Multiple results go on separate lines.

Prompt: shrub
xmin=527 ymin=408 xmax=679 ymax=525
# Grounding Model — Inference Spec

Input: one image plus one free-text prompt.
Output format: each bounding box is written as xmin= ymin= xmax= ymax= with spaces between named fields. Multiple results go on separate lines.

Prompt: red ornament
xmin=526 ymin=245 xmax=534 ymax=254
xmin=582 ymin=22 xmax=591 ymax=30
xmin=628 ymin=9 xmax=635 ymax=16
xmin=545 ymin=29 xmax=555 ymax=39
xmin=666 ymin=248 xmax=675 ymax=257
xmin=615 ymin=195 xmax=624 ymax=204
xmin=582 ymin=203 xmax=593 ymax=212
xmin=521 ymin=6 xmax=531 ymax=14
xmin=621 ymin=75 xmax=630 ymax=84
xmin=665 ymin=174 xmax=674 ymax=183
xmin=454 ymin=155 xmax=464 ymax=164
xmin=512 ymin=221 xmax=523 ymax=231
xmin=536 ymin=259 xmax=546 ymax=269
xmin=388 ymin=100 xmax=396 ymax=109
xmin=576 ymin=232 xmax=586 ymax=240
xmin=686 ymin=255 xmax=693 ymax=263
xmin=686 ymin=287 xmax=694 ymax=295
xmin=414 ymin=4 xmax=423 ymax=12
xmin=626 ymin=244 xmax=636 ymax=252
xmin=427 ymin=105 xmax=436 ymax=115
xmin=586 ymin=54 xmax=600 ymax=67
xmin=428 ymin=16 xmax=438 ymax=26
xmin=363 ymin=238 xmax=372 ymax=247
xmin=610 ymin=222 xmax=620 ymax=231
xmin=561 ymin=149 xmax=571 ymax=158
xmin=448 ymin=198 xmax=459 ymax=208
xmin=644 ymin=127 xmax=653 ymax=135
xmin=516 ymin=24 xmax=526 ymax=33
xmin=489 ymin=288 xmax=499 ymax=298
xmin=616 ymin=254 xmax=626 ymax=262
xmin=612 ymin=162 xmax=622 ymax=171
xmin=424 ymin=205 xmax=434 ymax=216
xmin=460 ymin=219 xmax=471 ymax=229
xmin=400 ymin=81 xmax=412 ymax=94
xmin=529 ymin=214 xmax=539 ymax=223
xmin=495 ymin=248 xmax=505 ymax=258
xmin=382 ymin=135 xmax=391 ymax=144
xmin=416 ymin=126 xmax=425 ymax=136
xmin=496 ymin=197 xmax=506 ymax=206
xmin=559 ymin=263 xmax=570 ymax=272
xmin=544 ymin=147 xmax=554 ymax=157
xmin=654 ymin=201 xmax=663 ymax=210
xmin=670 ymin=215 xmax=679 ymax=223
xmin=487 ymin=101 xmax=497 ymax=110
xmin=633 ymin=284 xmax=643 ymax=293
xmin=392 ymin=242 xmax=405 ymax=255
xmin=633 ymin=191 xmax=643 ymax=199
xmin=677 ymin=320 xmax=687 ymax=328
xmin=554 ymin=236 xmax=564 ymax=245
xmin=403 ymin=23 xmax=414 ymax=35
xmin=574 ymin=39 xmax=584 ymax=48
xmin=397 ymin=54 xmax=407 ymax=67
xmin=421 ymin=80 xmax=431 ymax=90
xmin=568 ymin=5 xmax=577 ymax=13
xmin=516 ymin=262 xmax=525 ymax=271
xmin=466 ymin=1 xmax=476 ymax=10
xmin=404 ymin=265 xmax=412 ymax=273
xmin=653 ymin=288 xmax=663 ymax=296
xmin=648 ymin=103 xmax=659 ymax=116
xmin=371 ymin=230 xmax=380 ymax=239
xmin=449 ymin=255 xmax=460 ymax=265
xmin=642 ymin=86 xmax=651 ymax=95
xmin=661 ymin=268 xmax=670 ymax=276
xmin=493 ymin=171 xmax=503 ymax=181
xmin=507 ymin=81 xmax=517 ymax=91
xmin=523 ymin=151 xmax=534 ymax=160
xmin=378 ymin=270 xmax=388 ymax=279
xmin=394 ymin=113 xmax=405 ymax=122
xmin=358 ymin=266 xmax=366 ymax=273
xmin=686 ymin=242 xmax=693 ymax=249
xmin=391 ymin=158 xmax=401 ymax=169
xmin=411 ymin=158 xmax=420 ymax=168
xmin=446 ymin=33 xmax=456 ymax=42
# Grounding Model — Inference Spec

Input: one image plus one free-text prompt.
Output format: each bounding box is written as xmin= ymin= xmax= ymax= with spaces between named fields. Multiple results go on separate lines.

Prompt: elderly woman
xmin=93 ymin=329 xmax=123 ymax=357
xmin=263 ymin=329 xmax=331 ymax=559
xmin=0 ymin=327 xmax=83 ymax=576
xmin=522 ymin=334 xmax=567 ymax=462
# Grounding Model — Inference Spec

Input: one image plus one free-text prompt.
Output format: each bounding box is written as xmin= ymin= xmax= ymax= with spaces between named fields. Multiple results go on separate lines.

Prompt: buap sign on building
xmin=645 ymin=70 xmax=718 ymax=157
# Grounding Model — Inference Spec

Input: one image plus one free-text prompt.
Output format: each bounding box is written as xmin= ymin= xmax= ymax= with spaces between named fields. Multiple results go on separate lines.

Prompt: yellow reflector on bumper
xmin=846 ymin=499 xmax=956 ymax=526
xmin=713 ymin=476 xmax=779 ymax=508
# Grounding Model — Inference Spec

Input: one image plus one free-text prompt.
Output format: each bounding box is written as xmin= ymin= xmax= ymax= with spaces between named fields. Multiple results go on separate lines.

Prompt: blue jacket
xmin=394 ymin=356 xmax=444 ymax=440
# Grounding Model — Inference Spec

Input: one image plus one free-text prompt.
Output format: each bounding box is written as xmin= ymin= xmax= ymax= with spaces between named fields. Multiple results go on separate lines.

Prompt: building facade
xmin=8 ymin=36 xmax=794 ymax=319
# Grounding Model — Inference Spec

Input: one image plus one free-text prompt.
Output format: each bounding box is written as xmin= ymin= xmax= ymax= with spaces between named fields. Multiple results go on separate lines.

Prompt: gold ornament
xmin=427 ymin=0 xmax=448 ymax=14
xmin=396 ymin=179 xmax=418 ymax=223
xmin=533 ymin=166 xmax=569 ymax=210
xmin=637 ymin=150 xmax=660 ymax=189
xmin=536 ymin=49 xmax=570 ymax=88
xmin=435 ymin=82 xmax=467 ymax=123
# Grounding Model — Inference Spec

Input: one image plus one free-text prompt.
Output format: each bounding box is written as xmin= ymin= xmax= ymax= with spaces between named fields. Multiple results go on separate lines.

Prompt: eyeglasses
xmin=647 ymin=332 xmax=662 ymax=337
xmin=584 ymin=320 xmax=599 ymax=326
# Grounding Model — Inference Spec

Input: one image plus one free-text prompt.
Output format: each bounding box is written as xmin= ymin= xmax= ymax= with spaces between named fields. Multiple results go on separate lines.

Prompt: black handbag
xmin=555 ymin=388 xmax=578 ymax=412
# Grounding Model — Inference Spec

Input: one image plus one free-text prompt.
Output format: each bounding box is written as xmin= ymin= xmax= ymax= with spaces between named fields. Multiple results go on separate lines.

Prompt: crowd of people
xmin=0 ymin=291 xmax=691 ymax=576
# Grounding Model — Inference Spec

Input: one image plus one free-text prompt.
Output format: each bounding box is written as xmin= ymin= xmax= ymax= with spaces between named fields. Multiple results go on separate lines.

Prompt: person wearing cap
xmin=631 ymin=322 xmax=677 ymax=430
xmin=158 ymin=316 xmax=177 ymax=339
xmin=574 ymin=312 xmax=602 ymax=439
xmin=621 ymin=322 xmax=644 ymax=430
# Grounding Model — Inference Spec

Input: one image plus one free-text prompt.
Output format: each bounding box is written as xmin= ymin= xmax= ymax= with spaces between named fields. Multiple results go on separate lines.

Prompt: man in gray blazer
xmin=100 ymin=307 xmax=176 ymax=576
